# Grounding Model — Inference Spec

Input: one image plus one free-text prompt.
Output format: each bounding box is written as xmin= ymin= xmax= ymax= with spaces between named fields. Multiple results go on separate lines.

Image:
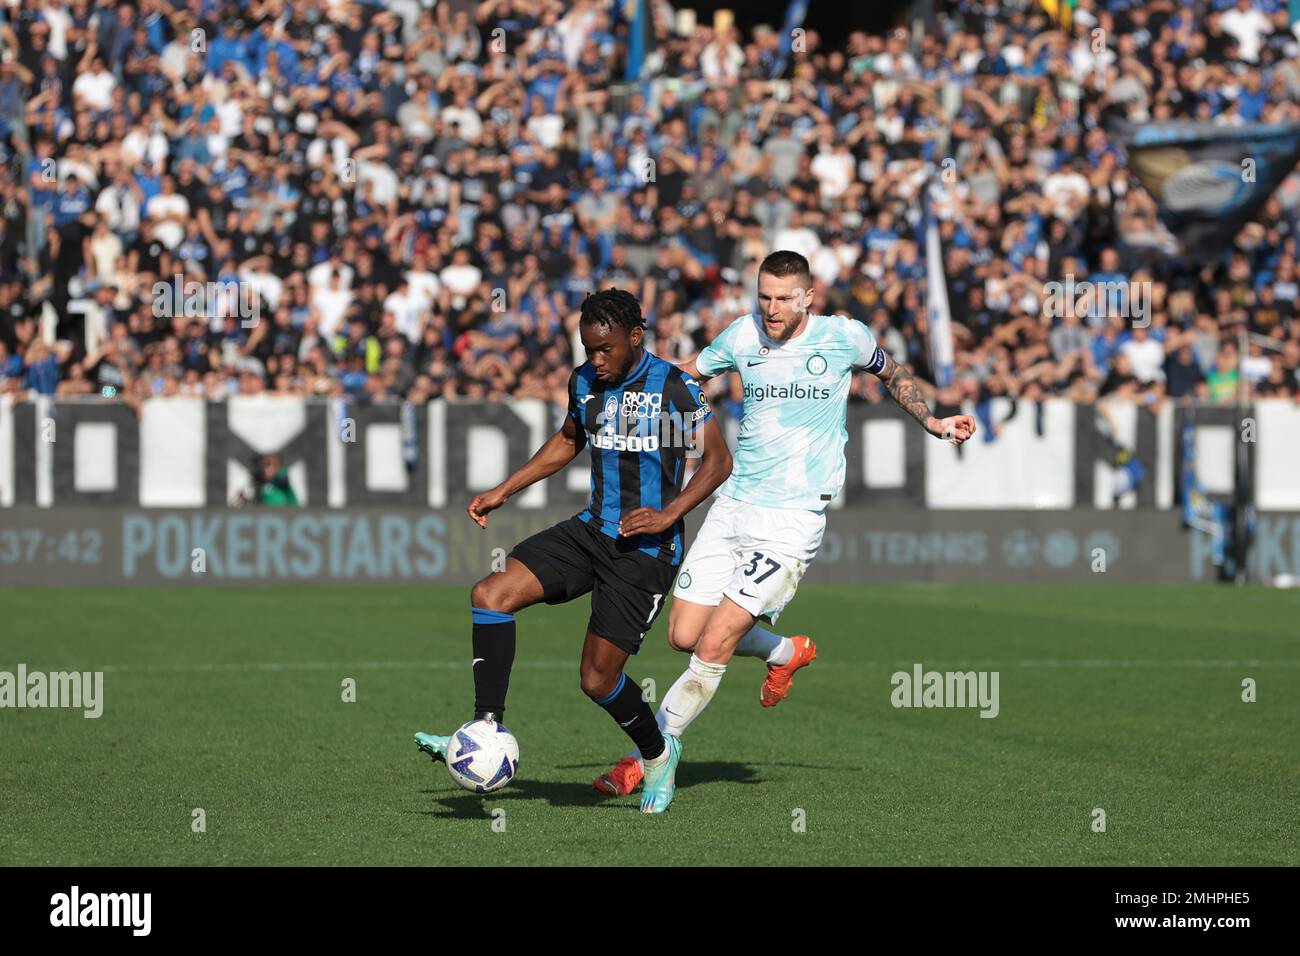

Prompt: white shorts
xmin=672 ymin=495 xmax=825 ymax=623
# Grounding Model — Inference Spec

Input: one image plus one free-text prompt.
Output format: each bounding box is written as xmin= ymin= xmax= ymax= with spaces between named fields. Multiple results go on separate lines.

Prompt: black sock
xmin=471 ymin=607 xmax=515 ymax=722
xmin=592 ymin=673 xmax=665 ymax=760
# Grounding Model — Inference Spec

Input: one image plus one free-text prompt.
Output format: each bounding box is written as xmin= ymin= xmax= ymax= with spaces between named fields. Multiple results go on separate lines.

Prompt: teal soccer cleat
xmin=413 ymin=732 xmax=451 ymax=763
xmin=639 ymin=734 xmax=682 ymax=814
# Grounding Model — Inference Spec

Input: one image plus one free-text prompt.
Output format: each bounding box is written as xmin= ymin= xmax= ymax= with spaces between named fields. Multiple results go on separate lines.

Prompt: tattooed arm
xmin=876 ymin=352 xmax=977 ymax=444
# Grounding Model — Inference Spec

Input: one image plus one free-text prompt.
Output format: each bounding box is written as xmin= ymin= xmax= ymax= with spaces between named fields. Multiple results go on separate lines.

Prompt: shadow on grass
xmin=413 ymin=761 xmax=767 ymax=819
xmin=559 ymin=760 xmax=850 ymax=776
xmin=675 ymin=761 xmax=762 ymax=789
xmin=421 ymin=777 xmax=604 ymax=818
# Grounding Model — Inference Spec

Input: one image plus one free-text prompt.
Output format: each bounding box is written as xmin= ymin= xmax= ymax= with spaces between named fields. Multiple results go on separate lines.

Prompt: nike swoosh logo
xmin=472 ymin=658 xmax=485 ymax=666
xmin=739 ymin=588 xmax=757 ymax=599
xmin=746 ymin=360 xmax=766 ymax=367
xmin=618 ymin=717 xmax=637 ymax=728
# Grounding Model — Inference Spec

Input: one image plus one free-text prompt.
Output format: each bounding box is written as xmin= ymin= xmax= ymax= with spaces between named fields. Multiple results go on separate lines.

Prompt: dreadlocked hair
xmin=579 ymin=288 xmax=644 ymax=332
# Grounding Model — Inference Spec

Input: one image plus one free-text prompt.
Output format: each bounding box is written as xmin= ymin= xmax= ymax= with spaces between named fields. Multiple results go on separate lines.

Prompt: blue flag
xmin=1181 ymin=423 xmax=1227 ymax=567
xmin=625 ymin=0 xmax=647 ymax=82
xmin=921 ymin=180 xmax=954 ymax=387
xmin=771 ymin=0 xmax=811 ymax=78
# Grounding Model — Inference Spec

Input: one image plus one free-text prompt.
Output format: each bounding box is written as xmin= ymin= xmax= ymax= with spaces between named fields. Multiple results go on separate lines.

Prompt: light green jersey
xmin=696 ymin=312 xmax=885 ymax=512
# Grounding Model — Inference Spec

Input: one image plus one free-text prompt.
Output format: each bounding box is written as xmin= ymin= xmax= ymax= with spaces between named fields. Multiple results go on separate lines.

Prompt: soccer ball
xmin=445 ymin=719 xmax=520 ymax=793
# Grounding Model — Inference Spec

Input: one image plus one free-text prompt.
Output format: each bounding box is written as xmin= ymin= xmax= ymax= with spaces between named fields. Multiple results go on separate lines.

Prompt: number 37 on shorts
xmin=670 ymin=496 xmax=824 ymax=624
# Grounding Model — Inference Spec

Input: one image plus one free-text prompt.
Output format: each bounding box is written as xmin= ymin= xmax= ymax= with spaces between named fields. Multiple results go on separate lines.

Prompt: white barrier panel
xmin=926 ymin=398 xmax=1076 ymax=509
xmin=1256 ymin=401 xmax=1300 ymax=510
xmin=0 ymin=396 xmax=1288 ymax=510
xmin=0 ymin=395 xmax=12 ymax=507
xmin=140 ymin=397 xmax=205 ymax=507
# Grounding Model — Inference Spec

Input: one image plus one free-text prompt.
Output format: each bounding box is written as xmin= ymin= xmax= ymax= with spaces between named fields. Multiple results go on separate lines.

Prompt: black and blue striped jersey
xmin=567 ymin=349 xmax=713 ymax=565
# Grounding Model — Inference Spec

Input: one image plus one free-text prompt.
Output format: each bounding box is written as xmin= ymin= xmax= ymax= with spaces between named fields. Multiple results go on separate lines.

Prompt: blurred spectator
xmin=232 ymin=452 xmax=300 ymax=507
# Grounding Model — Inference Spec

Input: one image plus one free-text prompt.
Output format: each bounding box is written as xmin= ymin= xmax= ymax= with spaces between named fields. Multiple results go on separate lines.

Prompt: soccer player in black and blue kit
xmin=413 ymin=289 xmax=732 ymax=813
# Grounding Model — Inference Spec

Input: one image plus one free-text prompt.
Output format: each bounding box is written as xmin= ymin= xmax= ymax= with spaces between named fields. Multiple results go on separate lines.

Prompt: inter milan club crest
xmin=806 ymin=354 xmax=828 ymax=375
xmin=759 ymin=346 xmax=770 ymax=356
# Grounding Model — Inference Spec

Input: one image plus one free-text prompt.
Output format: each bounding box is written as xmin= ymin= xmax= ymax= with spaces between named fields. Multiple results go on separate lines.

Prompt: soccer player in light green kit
xmin=594 ymin=250 xmax=977 ymax=811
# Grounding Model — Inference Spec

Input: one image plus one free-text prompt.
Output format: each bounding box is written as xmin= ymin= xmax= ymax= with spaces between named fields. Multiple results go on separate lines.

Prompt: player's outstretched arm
xmin=876 ymin=352 xmax=977 ymax=445
xmin=467 ymin=418 xmax=583 ymax=528
xmin=676 ymin=357 xmax=711 ymax=383
xmin=619 ymin=417 xmax=732 ymax=537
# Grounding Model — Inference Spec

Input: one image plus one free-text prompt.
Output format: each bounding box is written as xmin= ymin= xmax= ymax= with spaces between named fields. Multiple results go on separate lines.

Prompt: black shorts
xmin=510 ymin=515 xmax=676 ymax=654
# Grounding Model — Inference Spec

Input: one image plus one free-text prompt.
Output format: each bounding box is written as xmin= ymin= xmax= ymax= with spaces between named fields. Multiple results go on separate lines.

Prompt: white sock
xmin=659 ymin=654 xmax=726 ymax=737
xmin=735 ymin=625 xmax=793 ymax=666
xmin=627 ymin=654 xmax=727 ymax=760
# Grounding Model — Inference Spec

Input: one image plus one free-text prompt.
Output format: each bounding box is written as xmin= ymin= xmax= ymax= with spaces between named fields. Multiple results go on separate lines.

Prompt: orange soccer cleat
xmin=593 ymin=756 xmax=644 ymax=796
xmin=760 ymin=636 xmax=817 ymax=708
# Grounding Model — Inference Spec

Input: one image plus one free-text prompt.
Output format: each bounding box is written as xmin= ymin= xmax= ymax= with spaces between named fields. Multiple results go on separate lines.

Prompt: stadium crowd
xmin=1 ymin=0 xmax=1299 ymax=429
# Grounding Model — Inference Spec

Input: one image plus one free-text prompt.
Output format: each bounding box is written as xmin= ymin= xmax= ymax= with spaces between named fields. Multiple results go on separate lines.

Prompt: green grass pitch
xmin=1 ymin=583 xmax=1297 ymax=866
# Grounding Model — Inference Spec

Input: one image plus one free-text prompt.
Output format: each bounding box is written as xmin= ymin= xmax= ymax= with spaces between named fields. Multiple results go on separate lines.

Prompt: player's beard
xmin=605 ymin=346 xmax=642 ymax=384
xmin=765 ymin=312 xmax=805 ymax=343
